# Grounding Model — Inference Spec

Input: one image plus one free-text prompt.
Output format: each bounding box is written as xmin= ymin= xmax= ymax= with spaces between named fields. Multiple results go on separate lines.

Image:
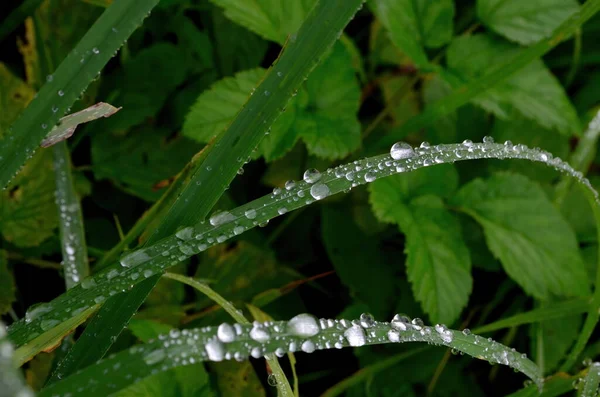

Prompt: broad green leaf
xmin=114 ymin=364 xmax=214 ymax=397
xmin=561 ymin=178 xmax=600 ymax=244
xmin=184 ymin=42 xmax=360 ymax=160
xmin=453 ymin=173 xmax=590 ymax=300
xmin=369 ymin=179 xmax=472 ymax=324
xmin=91 ymin=126 xmax=201 ymax=201
xmin=321 ymin=205 xmax=396 ymax=318
xmin=379 ymin=75 xmax=420 ymax=127
xmin=490 ymin=115 xmax=570 ymax=183
xmin=0 ymin=251 xmax=16 ymax=315
xmin=209 ymin=0 xmax=317 ymax=44
xmin=477 ymin=0 xmax=580 ymax=45
xmin=373 ymin=0 xmax=454 ymax=68
xmin=445 ymin=34 xmax=580 ymax=136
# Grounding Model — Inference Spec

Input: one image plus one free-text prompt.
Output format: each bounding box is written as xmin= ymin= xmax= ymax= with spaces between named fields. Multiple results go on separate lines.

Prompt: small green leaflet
xmin=453 ymin=173 xmax=590 ymax=300
xmin=183 ymin=42 xmax=360 ymax=161
xmin=444 ymin=34 xmax=581 ymax=136
xmin=373 ymin=0 xmax=455 ymax=68
xmin=369 ymin=173 xmax=471 ymax=325
xmin=477 ymin=0 xmax=580 ymax=45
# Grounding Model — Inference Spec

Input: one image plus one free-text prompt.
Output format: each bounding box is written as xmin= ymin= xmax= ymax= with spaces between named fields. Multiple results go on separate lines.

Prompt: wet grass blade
xmin=0 ymin=0 xmax=160 ymax=187
xmin=10 ymin=140 xmax=600 ymax=370
xmin=373 ymin=0 xmax=600 ymax=151
xmin=49 ymin=0 xmax=366 ymax=384
xmin=0 ymin=0 xmax=44 ymax=42
xmin=0 ymin=321 xmax=34 ymax=397
xmin=38 ymin=316 xmax=542 ymax=396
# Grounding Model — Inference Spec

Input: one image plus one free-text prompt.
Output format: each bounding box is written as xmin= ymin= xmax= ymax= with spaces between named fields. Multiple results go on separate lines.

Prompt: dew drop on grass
xmin=175 ymin=227 xmax=194 ymax=240
xmin=107 ymin=269 xmax=119 ymax=280
xmin=387 ymin=330 xmax=400 ymax=342
xmin=390 ymin=142 xmax=415 ymax=160
xmin=310 ymin=183 xmax=330 ymax=200
xmin=287 ymin=313 xmax=320 ymax=337
xmin=285 ymin=180 xmax=296 ymax=190
xmin=359 ymin=313 xmax=375 ymax=328
xmin=209 ymin=211 xmax=235 ymax=227
xmin=364 ymin=172 xmax=376 ymax=182
xmin=58 ymin=90 xmax=64 ymax=97
xmin=233 ymin=225 xmax=244 ymax=235
xmin=250 ymin=324 xmax=271 ymax=342
xmin=303 ymin=168 xmax=321 ymax=184
xmin=217 ymin=323 xmax=236 ymax=343
xmin=80 ymin=276 xmax=96 ymax=289
xmin=244 ymin=209 xmax=257 ymax=219
xmin=25 ymin=303 xmax=53 ymax=323
xmin=143 ymin=349 xmax=166 ymax=365
xmin=344 ymin=324 xmax=366 ymax=347
xmin=301 ymin=340 xmax=316 ymax=353
xmin=277 ymin=207 xmax=288 ymax=215
xmin=119 ymin=249 xmax=151 ymax=268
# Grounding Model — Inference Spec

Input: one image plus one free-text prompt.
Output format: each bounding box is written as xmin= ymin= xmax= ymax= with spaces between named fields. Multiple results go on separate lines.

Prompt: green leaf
xmin=369 ymin=177 xmax=472 ymax=324
xmin=477 ymin=0 xmax=580 ymax=45
xmin=128 ymin=319 xmax=173 ymax=343
xmin=445 ymin=34 xmax=580 ymax=136
xmin=184 ymin=42 xmax=361 ymax=160
xmin=114 ymin=364 xmax=214 ymax=397
xmin=537 ymin=308 xmax=581 ymax=373
xmin=0 ymin=0 xmax=161 ymax=187
xmin=321 ymin=204 xmax=396 ymax=318
xmin=453 ymin=173 xmax=590 ymax=300
xmin=209 ymin=0 xmax=317 ymax=44
xmin=373 ymin=0 xmax=455 ymax=68
xmin=0 ymin=251 xmax=16 ymax=315
xmin=91 ymin=126 xmax=201 ymax=201
xmin=209 ymin=361 xmax=266 ymax=397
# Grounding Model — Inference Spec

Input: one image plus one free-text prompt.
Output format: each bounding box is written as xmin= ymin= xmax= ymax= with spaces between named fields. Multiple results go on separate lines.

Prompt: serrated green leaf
xmin=114 ymin=364 xmax=214 ymax=397
xmin=477 ymin=0 xmax=580 ymax=45
xmin=445 ymin=34 xmax=581 ymax=136
xmin=369 ymin=177 xmax=472 ymax=324
xmin=321 ymin=205 xmax=396 ymax=318
xmin=453 ymin=173 xmax=590 ymax=300
xmin=373 ymin=0 xmax=454 ymax=68
xmin=0 ymin=251 xmax=16 ymax=315
xmin=184 ymin=42 xmax=360 ymax=160
xmin=209 ymin=0 xmax=317 ymax=44
xmin=91 ymin=126 xmax=201 ymax=201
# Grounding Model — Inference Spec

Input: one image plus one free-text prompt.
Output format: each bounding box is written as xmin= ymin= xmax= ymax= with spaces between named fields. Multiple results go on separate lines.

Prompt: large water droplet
xmin=310 ymin=183 xmax=330 ymax=200
xmin=359 ymin=313 xmax=375 ymax=328
xmin=344 ymin=324 xmax=366 ymax=347
xmin=303 ymin=169 xmax=321 ymax=184
xmin=285 ymin=180 xmax=296 ymax=190
xmin=209 ymin=211 xmax=235 ymax=227
xmin=301 ymin=340 xmax=316 ymax=353
xmin=287 ymin=313 xmax=320 ymax=337
xmin=390 ymin=142 xmax=415 ymax=160
xmin=205 ymin=339 xmax=225 ymax=361
xmin=364 ymin=172 xmax=376 ymax=182
xmin=249 ymin=325 xmax=270 ymax=342
xmin=175 ymin=227 xmax=194 ymax=241
xmin=25 ymin=303 xmax=52 ymax=324
xmin=81 ymin=277 xmax=97 ymax=289
xmin=245 ymin=209 xmax=257 ymax=219
xmin=119 ymin=249 xmax=151 ymax=268
xmin=217 ymin=323 xmax=236 ymax=343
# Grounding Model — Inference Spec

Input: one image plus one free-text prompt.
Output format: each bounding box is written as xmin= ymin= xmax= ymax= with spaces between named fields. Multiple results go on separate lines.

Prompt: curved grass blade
xmin=164 ymin=272 xmax=293 ymax=396
xmin=51 ymin=0 xmax=366 ymax=384
xmin=0 ymin=0 xmax=160 ymax=187
xmin=0 ymin=321 xmax=34 ymax=397
xmin=577 ymin=362 xmax=600 ymax=397
xmin=39 ymin=315 xmax=542 ymax=396
xmin=9 ymin=140 xmax=600 ymax=366
xmin=0 ymin=0 xmax=44 ymax=42
xmin=374 ymin=0 xmax=600 ymax=150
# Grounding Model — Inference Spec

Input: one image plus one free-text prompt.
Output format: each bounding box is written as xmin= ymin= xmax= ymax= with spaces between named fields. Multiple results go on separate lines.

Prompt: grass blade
xmin=39 ymin=316 xmax=542 ymax=396
xmin=0 ymin=0 xmax=44 ymax=42
xmin=0 ymin=0 xmax=160 ymax=187
xmin=50 ymin=0 xmax=366 ymax=383
xmin=373 ymin=0 xmax=600 ymax=151
xmin=9 ymin=140 xmax=600 ymax=366
xmin=578 ymin=363 xmax=600 ymax=396
xmin=0 ymin=321 xmax=34 ymax=397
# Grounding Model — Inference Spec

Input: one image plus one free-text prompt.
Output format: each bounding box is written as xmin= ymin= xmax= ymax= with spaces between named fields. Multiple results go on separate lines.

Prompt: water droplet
xmin=92 ymin=47 xmax=100 ymax=54
xmin=303 ymin=169 xmax=321 ymax=184
xmin=210 ymin=211 xmax=235 ymax=227
xmin=58 ymin=90 xmax=64 ymax=97
xmin=364 ymin=172 xmax=376 ymax=182
xmin=46 ymin=75 xmax=53 ymax=82
xmin=94 ymin=295 xmax=106 ymax=304
xmin=217 ymin=323 xmax=236 ymax=343
xmin=264 ymin=90 xmax=270 ymax=96
xmin=345 ymin=172 xmax=355 ymax=181
xmin=233 ymin=225 xmax=244 ymax=235
xmin=390 ymin=142 xmax=415 ymax=160
xmin=267 ymin=373 xmax=278 ymax=386
xmin=272 ymin=187 xmax=282 ymax=196
xmin=107 ymin=269 xmax=119 ymax=280
xmin=391 ymin=314 xmax=409 ymax=331
xmin=310 ymin=183 xmax=330 ymax=200
xmin=119 ymin=249 xmax=151 ymax=268
xmin=25 ymin=303 xmax=52 ymax=323
xmin=245 ymin=209 xmax=257 ymax=219
xmin=462 ymin=328 xmax=471 ymax=336
xmin=359 ymin=313 xmax=375 ymax=328
xmin=277 ymin=207 xmax=288 ymax=215
xmin=285 ymin=180 xmax=296 ymax=190
xmin=344 ymin=324 xmax=366 ymax=347
xmin=175 ymin=227 xmax=194 ymax=240
xmin=483 ymin=136 xmax=494 ymax=143
xmin=462 ymin=139 xmax=473 ymax=147
xmin=287 ymin=313 xmax=320 ymax=337
xmin=301 ymin=340 xmax=316 ymax=353
xmin=250 ymin=325 xmax=270 ymax=342
xmin=144 ymin=349 xmax=166 ymax=365
xmin=81 ymin=277 xmax=96 ymax=289
xmin=387 ymin=330 xmax=400 ymax=342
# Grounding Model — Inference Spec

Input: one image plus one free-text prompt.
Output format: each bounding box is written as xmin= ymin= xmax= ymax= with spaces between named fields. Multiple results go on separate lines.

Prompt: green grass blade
xmin=0 ymin=321 xmax=34 ymax=397
xmin=50 ymin=0 xmax=366 ymax=383
xmin=472 ymin=298 xmax=590 ymax=334
xmin=578 ymin=363 xmax=600 ymax=397
xmin=0 ymin=0 xmax=44 ymax=42
xmin=163 ymin=272 xmax=293 ymax=396
xmin=373 ymin=0 xmax=600 ymax=150
xmin=0 ymin=0 xmax=160 ymax=187
xmin=9 ymin=141 xmax=600 ymax=363
xmin=53 ymin=142 xmax=90 ymax=289
xmin=38 ymin=316 xmax=542 ymax=396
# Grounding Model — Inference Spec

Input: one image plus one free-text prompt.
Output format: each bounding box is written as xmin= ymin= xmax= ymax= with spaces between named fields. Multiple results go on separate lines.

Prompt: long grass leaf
xmin=0 ymin=0 xmax=160 ymax=187
xmin=0 ymin=0 xmax=44 ymax=42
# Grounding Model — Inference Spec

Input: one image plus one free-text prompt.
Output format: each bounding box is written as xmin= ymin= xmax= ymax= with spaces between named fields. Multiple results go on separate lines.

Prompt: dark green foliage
xmin=2 ymin=0 xmax=600 ymax=395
